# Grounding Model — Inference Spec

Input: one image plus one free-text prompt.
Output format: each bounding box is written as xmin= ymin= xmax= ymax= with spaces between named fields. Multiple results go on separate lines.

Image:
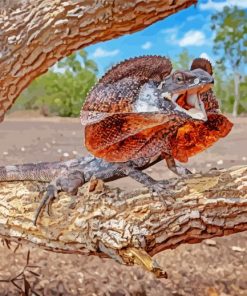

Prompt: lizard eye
xmin=173 ymin=72 xmax=184 ymax=84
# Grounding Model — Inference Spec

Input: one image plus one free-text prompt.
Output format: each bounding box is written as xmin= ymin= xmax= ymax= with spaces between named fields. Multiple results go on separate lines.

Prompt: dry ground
xmin=0 ymin=113 xmax=246 ymax=296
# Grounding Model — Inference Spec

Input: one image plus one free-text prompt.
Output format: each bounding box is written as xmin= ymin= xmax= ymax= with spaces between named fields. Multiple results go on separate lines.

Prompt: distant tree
xmin=212 ymin=62 xmax=227 ymax=111
xmin=15 ymin=50 xmax=98 ymax=117
xmin=173 ymin=49 xmax=194 ymax=70
xmin=211 ymin=6 xmax=247 ymax=116
xmin=239 ymin=76 xmax=247 ymax=113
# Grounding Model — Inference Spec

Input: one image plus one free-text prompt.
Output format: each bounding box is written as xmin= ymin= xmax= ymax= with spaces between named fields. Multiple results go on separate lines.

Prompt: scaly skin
xmin=80 ymin=55 xmax=232 ymax=192
xmin=0 ymin=154 xmax=170 ymax=184
xmin=81 ymin=56 xmax=231 ymax=164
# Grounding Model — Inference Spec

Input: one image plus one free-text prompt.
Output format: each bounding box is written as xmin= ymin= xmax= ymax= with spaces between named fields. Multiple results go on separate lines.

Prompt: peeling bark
xmin=0 ymin=0 xmax=197 ymax=121
xmin=0 ymin=165 xmax=246 ymax=276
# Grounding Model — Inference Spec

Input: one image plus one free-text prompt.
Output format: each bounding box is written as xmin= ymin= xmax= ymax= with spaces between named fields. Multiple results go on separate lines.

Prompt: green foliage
xmin=218 ymin=75 xmax=247 ymax=114
xmin=15 ymin=50 xmax=98 ymax=117
xmin=211 ymin=6 xmax=246 ymax=69
xmin=211 ymin=6 xmax=247 ymax=115
xmin=173 ymin=49 xmax=194 ymax=70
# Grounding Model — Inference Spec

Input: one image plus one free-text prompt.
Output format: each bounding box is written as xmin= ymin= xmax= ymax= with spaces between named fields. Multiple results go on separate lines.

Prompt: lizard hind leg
xmin=33 ymin=170 xmax=85 ymax=226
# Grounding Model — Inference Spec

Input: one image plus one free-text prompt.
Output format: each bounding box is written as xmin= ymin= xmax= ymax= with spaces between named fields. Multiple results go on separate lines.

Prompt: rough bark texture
xmin=0 ymin=165 xmax=246 ymax=276
xmin=0 ymin=0 xmax=197 ymax=120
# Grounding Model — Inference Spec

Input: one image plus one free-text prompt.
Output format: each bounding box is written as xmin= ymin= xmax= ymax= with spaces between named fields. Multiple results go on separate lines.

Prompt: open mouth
xmin=173 ymin=92 xmax=207 ymax=121
xmin=163 ymin=84 xmax=213 ymax=121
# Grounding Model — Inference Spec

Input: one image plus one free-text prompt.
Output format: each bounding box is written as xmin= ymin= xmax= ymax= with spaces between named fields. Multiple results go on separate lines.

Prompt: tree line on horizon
xmin=13 ymin=6 xmax=246 ymax=117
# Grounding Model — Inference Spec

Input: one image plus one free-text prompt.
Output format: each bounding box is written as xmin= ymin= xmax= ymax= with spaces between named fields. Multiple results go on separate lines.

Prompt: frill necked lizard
xmin=0 ymin=56 xmax=233 ymax=225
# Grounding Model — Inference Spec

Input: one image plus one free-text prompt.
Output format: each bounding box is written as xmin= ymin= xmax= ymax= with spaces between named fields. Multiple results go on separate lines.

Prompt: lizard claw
xmin=149 ymin=181 xmax=167 ymax=195
xmin=33 ymin=170 xmax=84 ymax=226
xmin=176 ymin=165 xmax=193 ymax=176
xmin=148 ymin=180 xmax=175 ymax=205
xmin=33 ymin=184 xmax=58 ymax=226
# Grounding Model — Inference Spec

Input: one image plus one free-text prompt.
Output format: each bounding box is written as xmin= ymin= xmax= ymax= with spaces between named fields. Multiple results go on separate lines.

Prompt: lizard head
xmin=160 ymin=58 xmax=214 ymax=121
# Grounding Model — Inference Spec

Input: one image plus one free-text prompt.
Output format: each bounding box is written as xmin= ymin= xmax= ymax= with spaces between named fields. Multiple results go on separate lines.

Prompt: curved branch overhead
xmin=0 ymin=165 xmax=246 ymax=276
xmin=0 ymin=0 xmax=197 ymax=120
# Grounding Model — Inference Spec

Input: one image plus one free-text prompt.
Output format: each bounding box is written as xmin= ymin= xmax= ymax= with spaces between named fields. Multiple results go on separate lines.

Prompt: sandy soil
xmin=0 ymin=114 xmax=246 ymax=296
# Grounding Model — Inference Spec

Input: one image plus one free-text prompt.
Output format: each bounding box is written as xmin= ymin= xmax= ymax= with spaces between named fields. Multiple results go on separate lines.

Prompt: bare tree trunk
xmin=0 ymin=0 xmax=196 ymax=121
xmin=0 ymin=165 xmax=246 ymax=277
xmin=232 ymin=72 xmax=240 ymax=117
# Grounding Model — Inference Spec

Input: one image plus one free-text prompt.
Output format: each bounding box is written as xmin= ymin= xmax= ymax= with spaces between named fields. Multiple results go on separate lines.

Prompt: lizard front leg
xmin=116 ymin=163 xmax=174 ymax=199
xmin=34 ymin=170 xmax=84 ymax=225
xmin=163 ymin=153 xmax=192 ymax=176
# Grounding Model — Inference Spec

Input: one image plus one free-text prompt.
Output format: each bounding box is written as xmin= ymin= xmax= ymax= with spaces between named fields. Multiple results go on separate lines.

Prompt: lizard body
xmin=81 ymin=55 xmax=232 ymax=165
xmin=81 ymin=56 xmax=231 ymax=163
xmin=0 ymin=56 xmax=233 ymax=224
xmin=0 ymin=155 xmax=162 ymax=183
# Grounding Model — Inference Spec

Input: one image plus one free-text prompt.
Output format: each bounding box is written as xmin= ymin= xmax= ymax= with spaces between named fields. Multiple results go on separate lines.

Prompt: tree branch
xmin=0 ymin=0 xmax=197 ymax=120
xmin=0 ymin=165 xmax=246 ymax=277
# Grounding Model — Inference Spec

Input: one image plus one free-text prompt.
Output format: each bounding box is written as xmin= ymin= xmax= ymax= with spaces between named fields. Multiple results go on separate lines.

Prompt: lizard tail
xmin=0 ymin=162 xmax=63 ymax=182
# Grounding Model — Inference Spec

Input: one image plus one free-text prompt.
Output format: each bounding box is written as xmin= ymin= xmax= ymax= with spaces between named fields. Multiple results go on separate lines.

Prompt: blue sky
xmin=84 ymin=0 xmax=247 ymax=76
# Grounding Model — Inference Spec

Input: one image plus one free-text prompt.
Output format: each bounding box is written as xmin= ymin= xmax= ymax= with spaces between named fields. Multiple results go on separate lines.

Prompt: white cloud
xmin=186 ymin=14 xmax=204 ymax=22
xmin=162 ymin=27 xmax=208 ymax=48
xmin=92 ymin=47 xmax=120 ymax=58
xmin=161 ymin=27 xmax=180 ymax=44
xmin=199 ymin=0 xmax=247 ymax=11
xmin=161 ymin=27 xmax=180 ymax=35
xmin=141 ymin=41 xmax=152 ymax=50
xmin=178 ymin=30 xmax=206 ymax=47
xmin=200 ymin=52 xmax=215 ymax=66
